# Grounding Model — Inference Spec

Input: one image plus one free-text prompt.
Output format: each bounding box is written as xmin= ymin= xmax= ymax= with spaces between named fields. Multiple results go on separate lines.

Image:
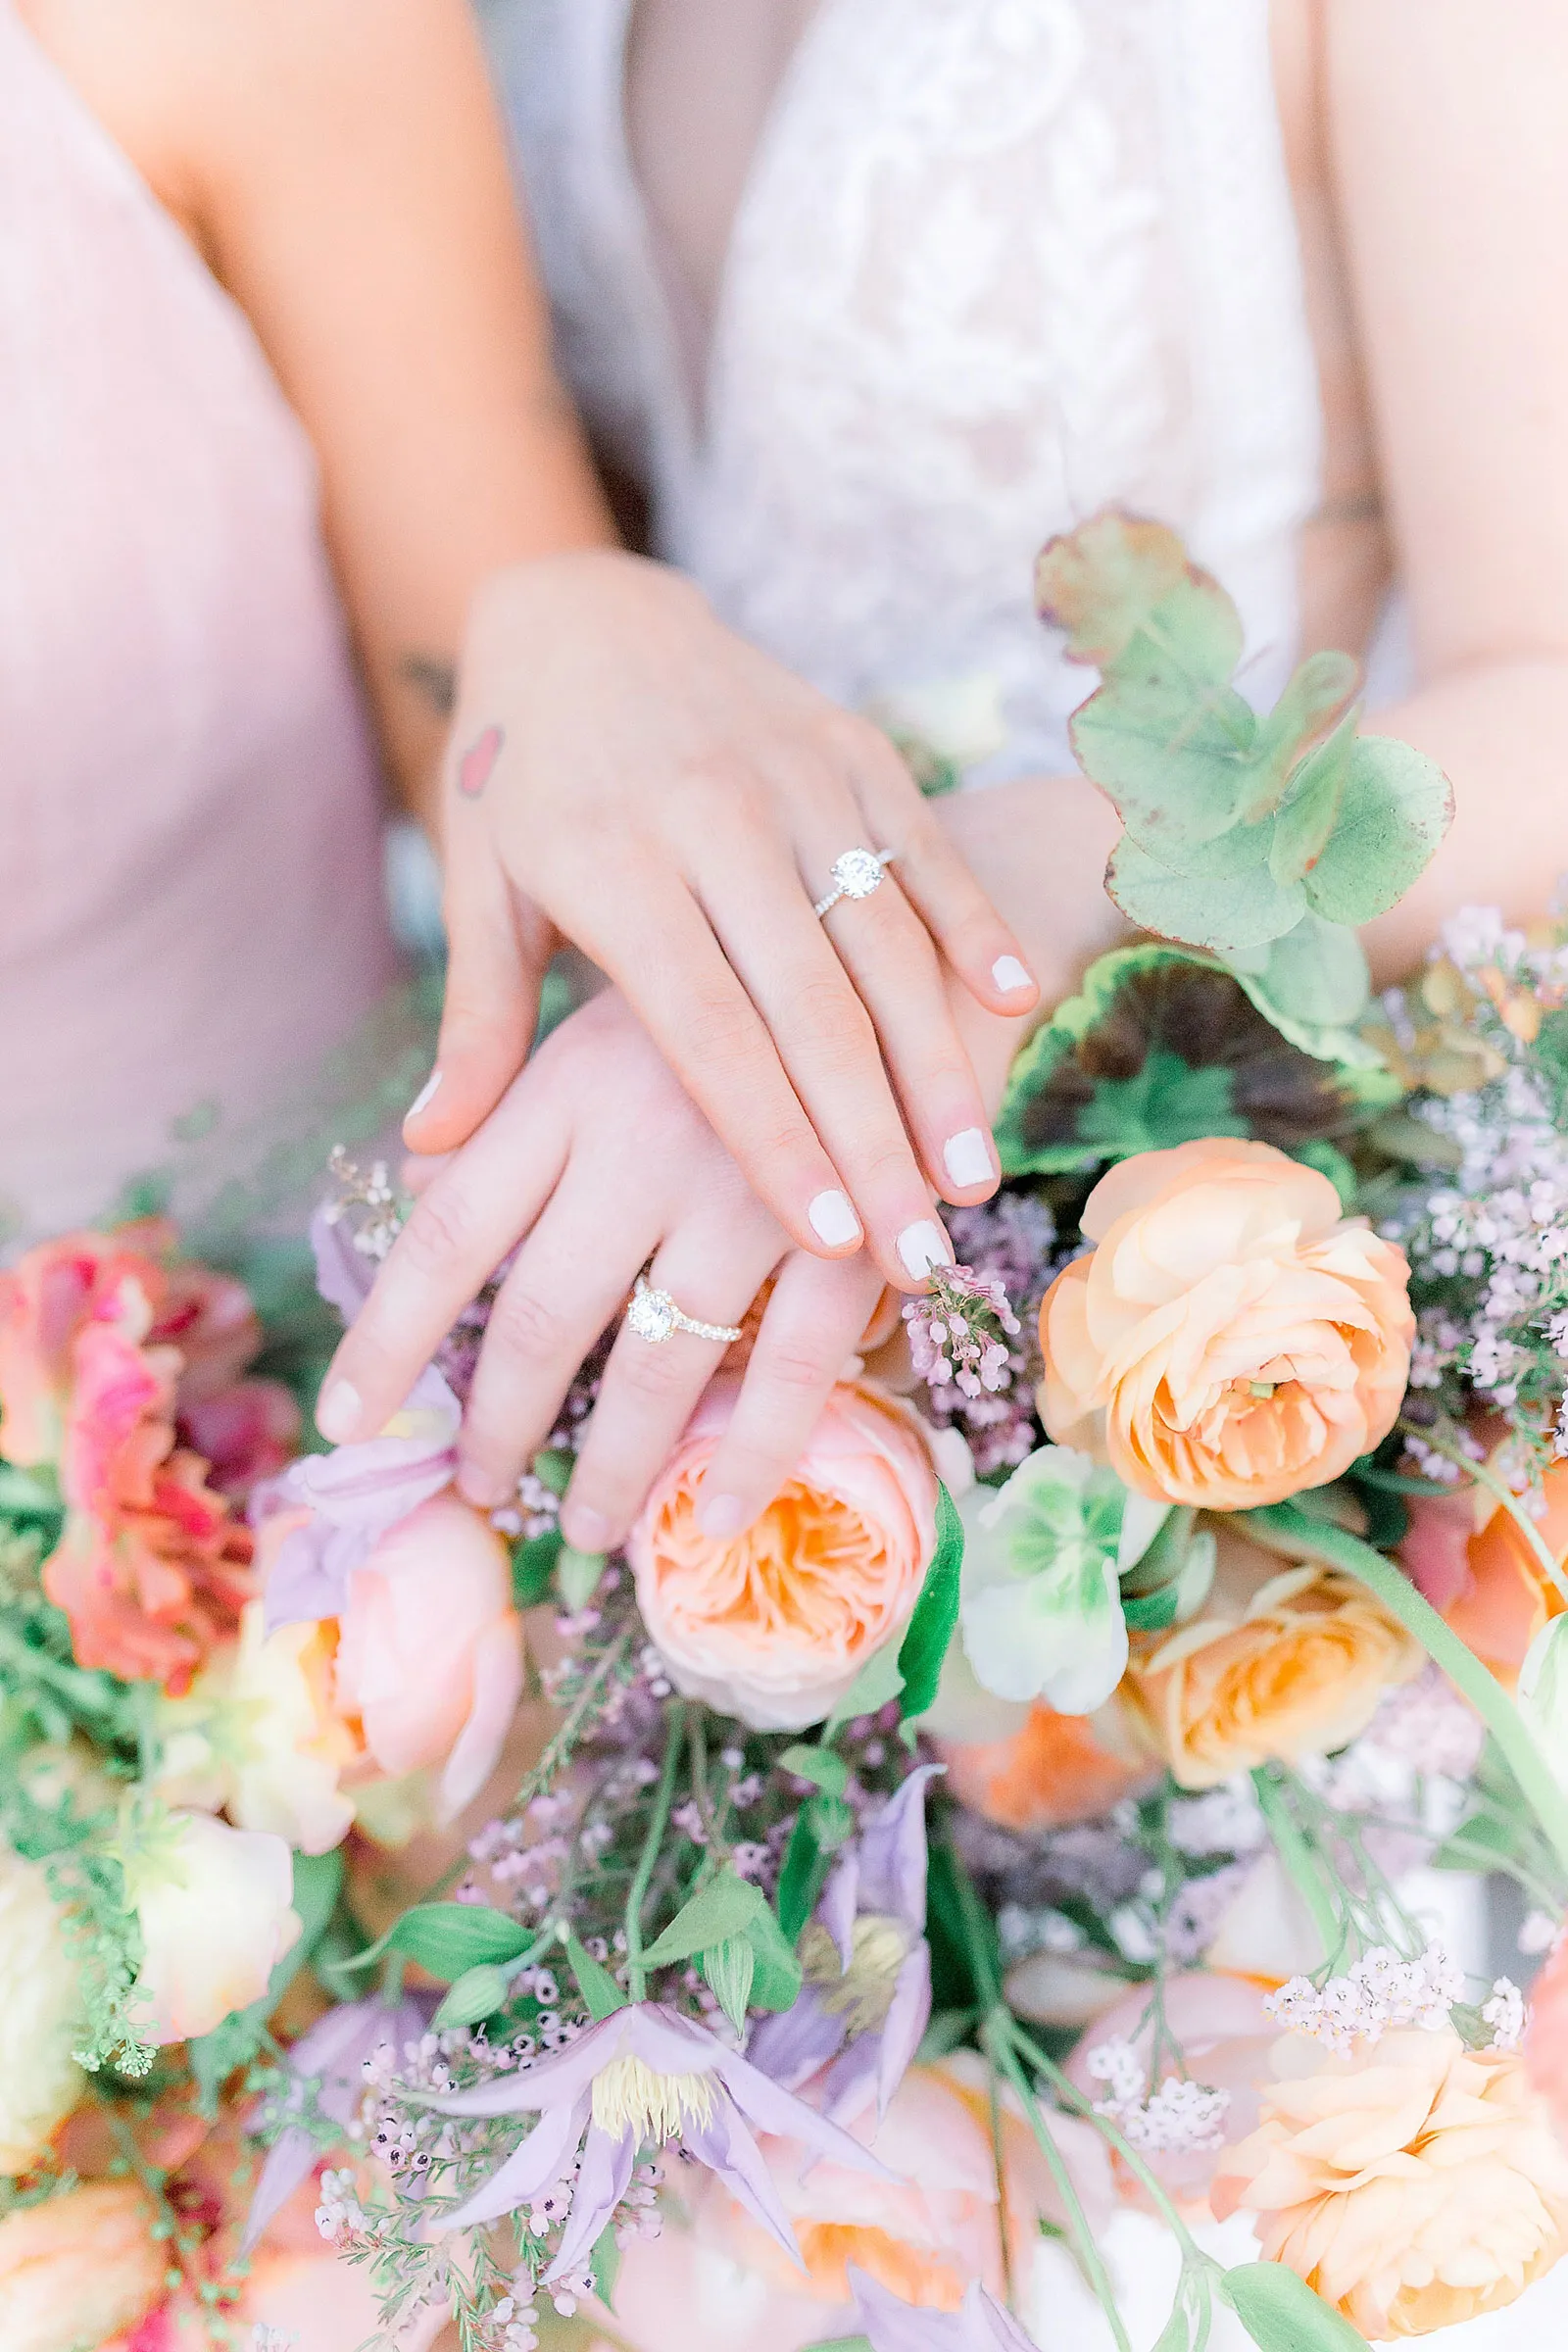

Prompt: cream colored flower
xmin=157 ymin=1597 xmax=359 ymax=1855
xmin=1120 ymin=1529 xmax=1423 ymax=1788
xmin=0 ymin=1847 xmax=86 ymax=2175
xmin=1213 ymin=2027 xmax=1568 ymax=2337
xmin=0 ymin=2181 xmax=165 ymax=2352
xmin=116 ymin=1805 xmax=300 ymax=2044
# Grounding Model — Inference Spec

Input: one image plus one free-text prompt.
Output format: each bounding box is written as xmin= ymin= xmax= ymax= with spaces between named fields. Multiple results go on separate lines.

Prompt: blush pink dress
xmin=0 ymin=2 xmax=399 ymax=1242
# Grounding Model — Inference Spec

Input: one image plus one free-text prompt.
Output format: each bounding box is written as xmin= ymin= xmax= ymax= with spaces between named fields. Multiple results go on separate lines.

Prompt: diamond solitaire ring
xmin=625 ymin=1275 xmax=743 ymax=1348
xmin=812 ymin=845 xmax=896 ymax=919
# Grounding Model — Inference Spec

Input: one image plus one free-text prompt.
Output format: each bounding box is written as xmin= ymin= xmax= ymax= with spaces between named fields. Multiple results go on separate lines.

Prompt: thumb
xmin=405 ymin=854 xmax=549 ymax=1153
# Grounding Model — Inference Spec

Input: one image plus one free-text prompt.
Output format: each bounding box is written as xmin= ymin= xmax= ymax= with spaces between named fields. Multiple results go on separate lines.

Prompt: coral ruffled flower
xmin=1118 ymin=1529 xmax=1422 ymax=1788
xmin=627 ymin=1380 xmax=938 ymax=1733
xmin=1526 ymin=1934 xmax=1568 ymax=2144
xmin=1402 ymin=1466 xmax=1568 ymax=1682
xmin=1038 ymin=1140 xmax=1413 ymax=1510
xmin=933 ymin=1695 xmax=1155 ymax=1836
xmin=0 ymin=1231 xmax=161 ymax=1468
xmin=1213 ymin=2026 xmax=1568 ymax=2337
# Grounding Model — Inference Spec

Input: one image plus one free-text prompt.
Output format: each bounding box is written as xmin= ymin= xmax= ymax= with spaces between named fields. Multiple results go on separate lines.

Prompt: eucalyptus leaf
xmin=639 ymin=1868 xmax=763 ymax=1969
xmin=1219 ymin=2262 xmax=1371 ymax=2350
xmin=1235 ymin=911 xmax=1371 ymax=1029
xmin=556 ymin=1544 xmax=607 ymax=1611
xmin=1036 ymin=511 xmax=1242 ymax=680
xmin=1106 ymin=833 xmax=1304 ymax=955
xmin=898 ymin=1481 xmax=965 ymax=1718
xmin=700 ymin=1934 xmax=756 ymax=2034
xmin=1245 ymin=649 xmax=1361 ymax=816
xmin=1267 ymin=708 xmax=1357 ymax=884
xmin=1302 ymin=736 xmax=1454 ymax=927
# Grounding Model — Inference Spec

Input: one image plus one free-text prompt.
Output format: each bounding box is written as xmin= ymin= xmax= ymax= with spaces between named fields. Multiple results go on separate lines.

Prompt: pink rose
xmin=333 ymin=1493 xmax=525 ymax=1823
xmin=627 ymin=1380 xmax=939 ymax=1733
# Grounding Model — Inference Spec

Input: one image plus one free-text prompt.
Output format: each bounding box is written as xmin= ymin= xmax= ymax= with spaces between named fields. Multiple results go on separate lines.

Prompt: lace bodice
xmin=492 ymin=0 xmax=1322 ymax=783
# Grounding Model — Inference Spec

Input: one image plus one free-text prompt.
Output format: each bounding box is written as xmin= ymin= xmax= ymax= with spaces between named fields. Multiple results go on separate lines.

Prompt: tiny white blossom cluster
xmin=1265 ymin=1942 xmax=1465 ymax=2053
xmin=1166 ymin=1781 xmax=1266 ymax=1859
xmin=1483 ymin=1976 xmax=1526 ymax=2051
xmin=1085 ymin=2037 xmax=1230 ymax=2154
xmin=251 ymin=2329 xmax=299 ymax=2352
xmin=315 ymin=2167 xmax=368 ymax=2243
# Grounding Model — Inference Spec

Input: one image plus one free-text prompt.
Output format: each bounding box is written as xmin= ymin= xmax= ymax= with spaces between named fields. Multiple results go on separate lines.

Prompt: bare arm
xmin=23 ymin=0 xmax=614 ymax=819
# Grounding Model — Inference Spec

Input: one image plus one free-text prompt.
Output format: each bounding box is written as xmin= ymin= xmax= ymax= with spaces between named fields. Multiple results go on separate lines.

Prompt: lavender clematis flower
xmin=849 ymin=2264 xmax=1038 ymax=2352
xmin=242 ymin=1994 xmax=426 ymax=2252
xmin=421 ymin=2001 xmax=894 ymax=2284
xmin=749 ymin=1764 xmax=940 ymax=2125
xmin=310 ymin=1202 xmax=378 ymax=1329
xmin=254 ymin=1361 xmax=461 ymax=1630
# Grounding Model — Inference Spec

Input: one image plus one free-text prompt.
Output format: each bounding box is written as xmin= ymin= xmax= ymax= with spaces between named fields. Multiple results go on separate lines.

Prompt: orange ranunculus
xmin=1039 ymin=1140 xmax=1413 ymax=1511
xmin=44 ymin=1320 xmax=253 ymax=1691
xmin=1213 ymin=2027 xmax=1568 ymax=2337
xmin=1119 ymin=1529 xmax=1422 ymax=1789
xmin=934 ymin=1695 xmax=1156 ymax=1835
xmin=1402 ymin=1466 xmax=1568 ymax=1683
xmin=626 ymin=1380 xmax=938 ymax=1734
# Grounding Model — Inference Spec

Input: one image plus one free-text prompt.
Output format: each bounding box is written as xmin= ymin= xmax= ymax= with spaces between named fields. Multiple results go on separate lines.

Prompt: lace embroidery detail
xmin=493 ymin=0 xmax=1320 ymax=783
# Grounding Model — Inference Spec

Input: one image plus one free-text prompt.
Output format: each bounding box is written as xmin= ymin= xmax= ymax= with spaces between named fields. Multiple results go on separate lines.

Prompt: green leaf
xmin=1037 ymin=512 xmax=1243 ymax=682
xmin=434 ymin=1962 xmax=513 ymax=2030
xmin=1122 ymin=1584 xmax=1183 ymax=1633
xmin=898 ymin=1481 xmax=965 ymax=1717
xmin=1073 ymin=674 xmax=1262 ymax=851
xmin=556 ymin=1545 xmax=606 ymax=1611
xmin=590 ymin=2225 xmax=621 ymax=2311
xmin=1218 ymin=2261 xmax=1371 ymax=2351
xmin=1245 ymin=651 xmax=1361 ymax=818
xmin=512 ymin=1527 xmax=562 ymax=1607
xmin=806 ymin=1790 xmax=857 ymax=1852
xmin=564 ymin=1932 xmax=627 ymax=2020
xmin=343 ymin=1901 xmax=532 ymax=1983
xmin=823 ymin=1640 xmax=906 ymax=1739
xmin=778 ymin=1744 xmax=850 ymax=1797
xmin=1230 ymin=911 xmax=1370 ymax=1029
xmin=1267 ymin=708 xmax=1356 ymax=884
xmin=639 ymin=1868 xmax=763 ymax=1969
xmin=532 ymin=1447 xmax=573 ymax=1495
xmin=1302 ymin=736 xmax=1453 ymax=927
xmin=743 ymin=1901 xmax=805 ymax=2013
xmin=1106 ymin=832 xmax=1304 ymax=955
xmin=1077 ymin=1050 xmax=1243 ymax=1159
xmin=776 ymin=1814 xmax=830 ymax=1944
xmin=700 ymin=1934 xmax=756 ymax=2034
xmin=802 ymin=2337 xmax=873 ymax=2352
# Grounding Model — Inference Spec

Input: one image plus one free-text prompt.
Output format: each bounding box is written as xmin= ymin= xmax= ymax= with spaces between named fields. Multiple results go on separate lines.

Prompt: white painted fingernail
xmin=993 ymin=956 xmax=1034 ymax=996
xmin=406 ymin=1068 xmax=442 ymax=1122
xmin=698 ymin=1490 xmax=747 ymax=1539
xmin=562 ymin=1503 xmax=611 ymax=1550
xmin=898 ymin=1219 xmax=954 ymax=1279
xmin=316 ymin=1379 xmax=362 ymax=1443
xmin=808 ymin=1189 xmax=862 ymax=1248
xmin=944 ymin=1127 xmax=995 ymax=1190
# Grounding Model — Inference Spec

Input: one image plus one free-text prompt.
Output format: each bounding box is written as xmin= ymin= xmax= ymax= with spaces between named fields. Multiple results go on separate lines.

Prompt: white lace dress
xmin=492 ymin=0 xmax=1322 ymax=785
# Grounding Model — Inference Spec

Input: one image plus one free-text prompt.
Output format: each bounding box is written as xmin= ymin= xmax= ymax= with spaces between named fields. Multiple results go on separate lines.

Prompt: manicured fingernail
xmin=406 ymin=1068 xmax=442 ymax=1122
xmin=316 ymin=1379 xmax=362 ymax=1443
xmin=943 ymin=1127 xmax=995 ymax=1190
xmin=808 ymin=1189 xmax=862 ymax=1248
xmin=898 ymin=1219 xmax=954 ymax=1279
xmin=562 ymin=1503 xmax=611 ymax=1550
xmin=993 ymin=955 xmax=1034 ymax=996
xmin=698 ymin=1491 xmax=747 ymax=1539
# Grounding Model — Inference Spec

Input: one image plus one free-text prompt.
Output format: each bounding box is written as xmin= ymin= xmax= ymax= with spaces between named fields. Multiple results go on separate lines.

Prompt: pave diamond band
xmin=812 ymin=845 xmax=896 ymax=919
xmin=625 ymin=1275 xmax=743 ymax=1348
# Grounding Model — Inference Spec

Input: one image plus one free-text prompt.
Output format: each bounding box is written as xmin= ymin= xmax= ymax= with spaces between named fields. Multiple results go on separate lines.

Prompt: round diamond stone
xmin=832 ymin=847 xmax=885 ymax=899
xmin=628 ymin=1285 xmax=677 ymax=1344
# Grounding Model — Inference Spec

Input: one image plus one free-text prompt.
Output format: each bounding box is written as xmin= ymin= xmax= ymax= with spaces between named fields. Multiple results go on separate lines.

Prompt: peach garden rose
xmin=626 ymin=1379 xmax=938 ymax=1732
xmin=1119 ymin=1528 xmax=1424 ymax=1788
xmin=1039 ymin=1140 xmax=1413 ymax=1511
xmin=1213 ymin=2026 xmax=1568 ymax=2337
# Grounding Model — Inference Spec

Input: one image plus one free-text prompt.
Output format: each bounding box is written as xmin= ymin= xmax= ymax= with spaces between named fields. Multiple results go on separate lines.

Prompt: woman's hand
xmin=409 ymin=549 xmax=1041 ymax=1294
xmin=318 ymin=988 xmax=892 ymax=1547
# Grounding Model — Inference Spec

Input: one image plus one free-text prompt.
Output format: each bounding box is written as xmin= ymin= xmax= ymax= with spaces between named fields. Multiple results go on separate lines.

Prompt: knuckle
xmin=756 ymin=1336 xmax=835 ymax=1399
xmin=486 ymin=1282 xmax=568 ymax=1369
xmin=396 ymin=1185 xmax=481 ymax=1282
xmin=682 ymin=985 xmax=764 ymax=1071
xmin=614 ymin=1339 xmax=696 ymax=1405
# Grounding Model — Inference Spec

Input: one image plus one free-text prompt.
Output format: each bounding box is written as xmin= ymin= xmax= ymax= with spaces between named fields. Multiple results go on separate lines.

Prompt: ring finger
xmin=559 ymin=1214 xmax=783 ymax=1553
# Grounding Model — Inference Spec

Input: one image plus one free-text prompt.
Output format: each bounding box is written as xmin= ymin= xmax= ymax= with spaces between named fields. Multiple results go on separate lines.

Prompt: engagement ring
xmin=626 ymin=1275 xmax=743 ymax=1348
xmin=812 ymin=845 xmax=896 ymax=918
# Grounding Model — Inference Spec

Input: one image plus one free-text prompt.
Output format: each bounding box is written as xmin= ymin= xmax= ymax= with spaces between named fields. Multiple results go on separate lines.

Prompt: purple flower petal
xmin=443 ymin=2092 xmax=591 ymax=2232
xmin=849 ymin=2266 xmax=1037 ymax=2351
xmin=242 ymin=1996 xmax=424 ymax=2252
xmin=873 ymin=1942 xmax=931 ymax=2121
xmin=542 ymin=2122 xmax=635 ymax=2283
xmin=716 ymin=2045 xmax=897 ymax=2180
xmin=745 ymin=1988 xmax=846 ymax=2094
xmin=679 ymin=2101 xmax=803 ymax=2268
xmin=818 ymin=1850 xmax=860 ymax=1970
xmin=428 ymin=2006 xmax=728 ymax=2124
xmin=857 ymin=1765 xmax=943 ymax=1930
xmin=312 ymin=1204 xmax=378 ymax=1328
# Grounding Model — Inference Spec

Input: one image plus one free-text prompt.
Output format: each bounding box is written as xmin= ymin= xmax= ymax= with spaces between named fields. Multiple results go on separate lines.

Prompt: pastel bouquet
xmin=6 ymin=515 xmax=1568 ymax=2352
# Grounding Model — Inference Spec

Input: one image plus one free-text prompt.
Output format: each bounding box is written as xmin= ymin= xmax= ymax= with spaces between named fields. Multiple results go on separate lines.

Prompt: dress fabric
xmin=492 ymin=0 xmax=1323 ymax=786
xmin=0 ymin=2 xmax=398 ymax=1241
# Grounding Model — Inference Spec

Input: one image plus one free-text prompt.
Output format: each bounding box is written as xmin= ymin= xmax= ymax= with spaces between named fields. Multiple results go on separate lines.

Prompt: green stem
xmin=1250 ymin=1501 xmax=1568 ymax=1880
xmin=1250 ymin=1766 xmax=1344 ymax=1964
xmin=983 ymin=2013 xmax=1135 ymax=2352
xmin=1415 ymin=1425 xmax=1568 ymax=1608
xmin=624 ymin=1703 xmax=686 ymax=2003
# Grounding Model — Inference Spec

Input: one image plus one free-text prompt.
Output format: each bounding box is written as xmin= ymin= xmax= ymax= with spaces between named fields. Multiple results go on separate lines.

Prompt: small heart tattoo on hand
xmin=457 ymin=723 xmax=504 ymax=798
